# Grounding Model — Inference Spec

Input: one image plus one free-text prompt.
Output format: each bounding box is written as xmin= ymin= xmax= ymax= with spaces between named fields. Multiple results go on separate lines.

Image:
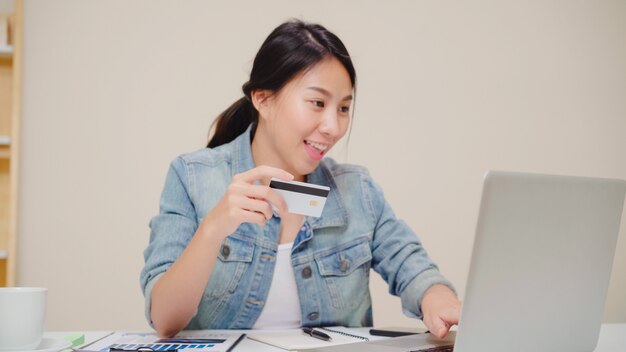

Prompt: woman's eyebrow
xmin=306 ymin=86 xmax=353 ymax=101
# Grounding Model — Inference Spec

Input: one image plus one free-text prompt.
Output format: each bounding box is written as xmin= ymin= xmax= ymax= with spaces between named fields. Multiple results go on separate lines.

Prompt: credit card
xmin=269 ymin=178 xmax=330 ymax=217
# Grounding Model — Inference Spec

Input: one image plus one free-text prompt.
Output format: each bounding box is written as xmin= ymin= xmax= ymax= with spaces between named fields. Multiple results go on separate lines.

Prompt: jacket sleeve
xmin=365 ymin=175 xmax=456 ymax=319
xmin=140 ymin=157 xmax=199 ymax=325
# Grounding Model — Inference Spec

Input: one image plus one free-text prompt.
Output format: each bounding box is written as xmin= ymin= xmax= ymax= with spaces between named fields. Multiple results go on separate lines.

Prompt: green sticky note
xmin=64 ymin=334 xmax=85 ymax=347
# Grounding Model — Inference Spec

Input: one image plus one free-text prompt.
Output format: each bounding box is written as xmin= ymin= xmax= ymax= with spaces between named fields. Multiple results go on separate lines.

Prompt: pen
xmin=302 ymin=327 xmax=332 ymax=342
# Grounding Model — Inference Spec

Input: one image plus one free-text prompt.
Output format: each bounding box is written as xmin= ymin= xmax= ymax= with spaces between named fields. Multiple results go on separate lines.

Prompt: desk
xmin=46 ymin=324 xmax=626 ymax=352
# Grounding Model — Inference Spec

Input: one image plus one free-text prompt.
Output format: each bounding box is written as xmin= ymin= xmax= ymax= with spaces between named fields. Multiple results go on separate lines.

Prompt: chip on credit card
xmin=269 ymin=178 xmax=330 ymax=217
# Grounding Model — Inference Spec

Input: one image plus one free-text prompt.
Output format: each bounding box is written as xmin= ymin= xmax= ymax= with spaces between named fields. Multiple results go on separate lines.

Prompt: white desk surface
xmin=46 ymin=324 xmax=626 ymax=352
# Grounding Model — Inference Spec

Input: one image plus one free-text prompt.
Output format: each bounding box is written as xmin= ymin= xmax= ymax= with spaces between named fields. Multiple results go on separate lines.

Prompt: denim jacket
xmin=141 ymin=125 xmax=454 ymax=329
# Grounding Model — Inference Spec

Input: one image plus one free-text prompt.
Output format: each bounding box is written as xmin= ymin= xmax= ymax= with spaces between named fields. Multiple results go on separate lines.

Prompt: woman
xmin=141 ymin=20 xmax=460 ymax=338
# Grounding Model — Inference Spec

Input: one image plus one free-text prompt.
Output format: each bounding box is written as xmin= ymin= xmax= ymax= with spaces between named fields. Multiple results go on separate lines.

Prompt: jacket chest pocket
xmin=204 ymin=236 xmax=255 ymax=298
xmin=314 ymin=237 xmax=372 ymax=309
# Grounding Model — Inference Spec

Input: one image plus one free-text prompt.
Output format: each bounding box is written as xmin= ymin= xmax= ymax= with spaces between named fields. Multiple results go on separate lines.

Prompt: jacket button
xmin=301 ymin=266 xmax=312 ymax=279
xmin=221 ymin=245 xmax=230 ymax=258
xmin=308 ymin=312 xmax=319 ymax=320
xmin=340 ymin=260 xmax=350 ymax=272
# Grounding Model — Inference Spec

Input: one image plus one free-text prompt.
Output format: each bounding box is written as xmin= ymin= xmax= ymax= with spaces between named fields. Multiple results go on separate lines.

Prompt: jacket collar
xmin=231 ymin=124 xmax=257 ymax=176
xmin=229 ymin=124 xmax=348 ymax=230
xmin=305 ymin=164 xmax=349 ymax=230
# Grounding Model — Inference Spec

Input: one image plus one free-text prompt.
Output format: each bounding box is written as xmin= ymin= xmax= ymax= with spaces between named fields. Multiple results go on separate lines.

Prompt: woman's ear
xmin=251 ymin=89 xmax=273 ymax=119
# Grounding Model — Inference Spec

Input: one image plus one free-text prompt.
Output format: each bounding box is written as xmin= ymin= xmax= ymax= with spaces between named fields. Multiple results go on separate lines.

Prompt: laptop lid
xmin=305 ymin=171 xmax=625 ymax=352
xmin=454 ymin=171 xmax=625 ymax=352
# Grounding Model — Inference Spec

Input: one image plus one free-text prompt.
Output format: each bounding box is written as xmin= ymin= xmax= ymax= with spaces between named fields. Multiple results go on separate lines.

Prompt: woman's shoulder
xmin=172 ymin=144 xmax=233 ymax=169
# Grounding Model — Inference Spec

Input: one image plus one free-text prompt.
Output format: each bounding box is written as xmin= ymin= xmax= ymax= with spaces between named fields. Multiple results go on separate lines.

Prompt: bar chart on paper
xmin=80 ymin=331 xmax=245 ymax=352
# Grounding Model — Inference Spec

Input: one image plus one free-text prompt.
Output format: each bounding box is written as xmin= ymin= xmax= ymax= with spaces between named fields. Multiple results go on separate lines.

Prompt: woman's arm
xmin=150 ymin=221 xmax=223 ymax=337
xmin=146 ymin=164 xmax=292 ymax=337
xmin=365 ymin=174 xmax=460 ymax=337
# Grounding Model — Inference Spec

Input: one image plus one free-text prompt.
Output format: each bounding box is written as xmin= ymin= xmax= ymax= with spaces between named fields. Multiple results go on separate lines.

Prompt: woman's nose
xmin=318 ymin=109 xmax=340 ymax=137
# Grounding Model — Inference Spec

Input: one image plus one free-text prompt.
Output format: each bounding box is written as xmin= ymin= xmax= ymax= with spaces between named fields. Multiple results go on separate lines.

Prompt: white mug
xmin=0 ymin=287 xmax=47 ymax=351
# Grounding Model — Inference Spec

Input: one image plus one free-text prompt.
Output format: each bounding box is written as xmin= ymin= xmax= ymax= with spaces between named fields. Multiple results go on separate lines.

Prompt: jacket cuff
xmin=400 ymin=268 xmax=456 ymax=320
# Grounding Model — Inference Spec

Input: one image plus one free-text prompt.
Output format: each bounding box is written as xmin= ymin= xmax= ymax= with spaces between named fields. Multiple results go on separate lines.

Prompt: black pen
xmin=302 ymin=327 xmax=332 ymax=341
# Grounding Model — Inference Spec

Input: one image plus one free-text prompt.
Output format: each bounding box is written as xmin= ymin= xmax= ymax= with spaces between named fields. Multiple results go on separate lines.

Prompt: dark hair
xmin=207 ymin=20 xmax=357 ymax=148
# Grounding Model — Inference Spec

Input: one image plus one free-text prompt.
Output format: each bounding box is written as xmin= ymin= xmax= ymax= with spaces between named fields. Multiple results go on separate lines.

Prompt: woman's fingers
xmin=241 ymin=184 xmax=289 ymax=214
xmin=203 ymin=166 xmax=293 ymax=238
xmin=423 ymin=312 xmax=450 ymax=339
xmin=234 ymin=165 xmax=293 ymax=184
xmin=236 ymin=207 xmax=270 ymax=226
xmin=236 ymin=196 xmax=274 ymax=222
xmin=229 ymin=175 xmax=289 ymax=215
xmin=429 ymin=317 xmax=451 ymax=339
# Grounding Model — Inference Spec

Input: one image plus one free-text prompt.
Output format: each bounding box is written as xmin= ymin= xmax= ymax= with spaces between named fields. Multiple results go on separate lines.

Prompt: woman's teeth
xmin=305 ymin=140 xmax=328 ymax=152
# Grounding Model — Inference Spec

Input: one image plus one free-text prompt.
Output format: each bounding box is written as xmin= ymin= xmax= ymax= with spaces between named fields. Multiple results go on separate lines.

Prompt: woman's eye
xmin=339 ymin=106 xmax=350 ymax=114
xmin=311 ymin=100 xmax=325 ymax=108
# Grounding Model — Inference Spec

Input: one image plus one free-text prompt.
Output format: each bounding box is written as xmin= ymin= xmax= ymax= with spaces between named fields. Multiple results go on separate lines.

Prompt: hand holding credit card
xmin=269 ymin=178 xmax=330 ymax=217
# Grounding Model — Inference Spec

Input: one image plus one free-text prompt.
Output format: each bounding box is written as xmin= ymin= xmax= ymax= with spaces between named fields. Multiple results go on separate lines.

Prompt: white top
xmin=252 ymin=242 xmax=302 ymax=329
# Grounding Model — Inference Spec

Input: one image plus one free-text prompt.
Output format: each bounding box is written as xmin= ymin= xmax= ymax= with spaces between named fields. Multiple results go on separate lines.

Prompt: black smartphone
xmin=369 ymin=327 xmax=428 ymax=337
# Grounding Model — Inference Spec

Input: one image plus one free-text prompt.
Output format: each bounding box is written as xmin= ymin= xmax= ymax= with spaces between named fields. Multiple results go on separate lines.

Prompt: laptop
xmin=307 ymin=171 xmax=626 ymax=352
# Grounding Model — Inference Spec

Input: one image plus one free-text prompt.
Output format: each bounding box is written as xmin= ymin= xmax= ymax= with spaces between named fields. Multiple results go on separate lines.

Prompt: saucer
xmin=1 ymin=338 xmax=72 ymax=352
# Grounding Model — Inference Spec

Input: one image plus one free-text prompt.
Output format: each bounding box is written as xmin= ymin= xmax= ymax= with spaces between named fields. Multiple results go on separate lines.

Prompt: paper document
xmin=248 ymin=327 xmax=372 ymax=350
xmin=77 ymin=331 xmax=245 ymax=352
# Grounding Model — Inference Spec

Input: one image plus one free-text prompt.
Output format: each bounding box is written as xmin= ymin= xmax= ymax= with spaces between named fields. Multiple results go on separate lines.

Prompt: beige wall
xmin=0 ymin=0 xmax=14 ymax=13
xmin=17 ymin=0 xmax=626 ymax=330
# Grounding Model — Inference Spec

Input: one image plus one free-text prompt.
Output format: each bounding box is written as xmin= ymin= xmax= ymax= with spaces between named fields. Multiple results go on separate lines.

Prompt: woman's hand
xmin=200 ymin=165 xmax=293 ymax=239
xmin=421 ymin=284 xmax=461 ymax=339
xmin=151 ymin=165 xmax=293 ymax=337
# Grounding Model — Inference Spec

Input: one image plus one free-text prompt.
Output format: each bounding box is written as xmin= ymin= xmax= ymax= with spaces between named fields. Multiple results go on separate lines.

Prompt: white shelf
xmin=0 ymin=135 xmax=10 ymax=145
xmin=0 ymin=250 xmax=7 ymax=260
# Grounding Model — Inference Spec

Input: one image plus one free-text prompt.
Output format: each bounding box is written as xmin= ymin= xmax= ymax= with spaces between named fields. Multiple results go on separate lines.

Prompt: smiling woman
xmin=140 ymin=19 xmax=460 ymax=338
xmin=250 ymin=57 xmax=353 ymax=178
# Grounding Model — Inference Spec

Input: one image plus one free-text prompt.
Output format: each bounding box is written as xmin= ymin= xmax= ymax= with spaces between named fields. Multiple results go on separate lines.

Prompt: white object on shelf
xmin=0 ymin=44 xmax=12 ymax=57
xmin=0 ymin=135 xmax=10 ymax=145
xmin=0 ymin=249 xmax=7 ymax=259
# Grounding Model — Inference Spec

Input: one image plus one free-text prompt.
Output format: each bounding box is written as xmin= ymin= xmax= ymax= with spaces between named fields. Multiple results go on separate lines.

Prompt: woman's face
xmin=252 ymin=57 xmax=353 ymax=180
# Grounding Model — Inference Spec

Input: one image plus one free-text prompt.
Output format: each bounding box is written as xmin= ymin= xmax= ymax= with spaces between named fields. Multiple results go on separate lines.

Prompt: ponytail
xmin=207 ymin=96 xmax=257 ymax=148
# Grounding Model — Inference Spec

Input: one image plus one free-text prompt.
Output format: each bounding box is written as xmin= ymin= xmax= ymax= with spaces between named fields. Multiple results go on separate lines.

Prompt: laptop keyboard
xmin=411 ymin=345 xmax=454 ymax=352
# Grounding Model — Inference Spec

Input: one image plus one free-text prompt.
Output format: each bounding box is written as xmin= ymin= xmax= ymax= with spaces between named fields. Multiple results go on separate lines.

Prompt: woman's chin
xmin=296 ymin=162 xmax=321 ymax=179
